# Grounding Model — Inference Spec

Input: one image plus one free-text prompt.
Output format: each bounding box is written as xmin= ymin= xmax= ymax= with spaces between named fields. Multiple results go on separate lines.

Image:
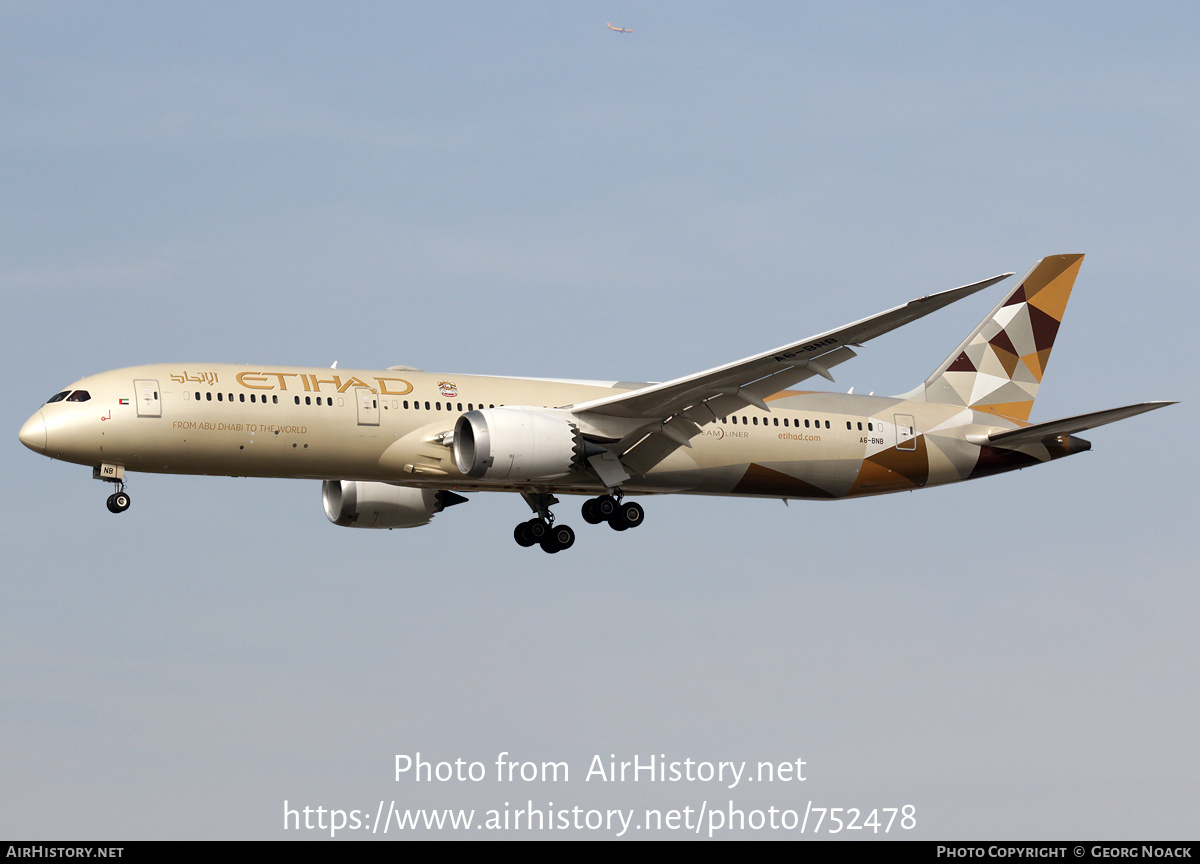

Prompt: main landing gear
xmin=513 ymin=491 xmax=644 ymax=553
xmin=514 ymin=519 xmax=575 ymax=554
xmin=515 ymin=491 xmax=575 ymax=554
xmin=581 ymin=494 xmax=644 ymax=531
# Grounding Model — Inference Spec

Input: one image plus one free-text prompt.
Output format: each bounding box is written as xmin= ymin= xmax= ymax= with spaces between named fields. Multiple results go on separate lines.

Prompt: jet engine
xmin=322 ymin=480 xmax=466 ymax=529
xmin=452 ymin=407 xmax=595 ymax=481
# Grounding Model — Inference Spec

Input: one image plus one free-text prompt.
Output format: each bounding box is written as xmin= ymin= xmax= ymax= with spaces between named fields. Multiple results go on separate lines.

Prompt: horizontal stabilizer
xmin=979 ymin=401 xmax=1176 ymax=449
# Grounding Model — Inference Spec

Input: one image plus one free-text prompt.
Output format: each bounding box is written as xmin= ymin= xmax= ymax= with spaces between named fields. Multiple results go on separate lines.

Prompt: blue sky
xmin=2 ymin=2 xmax=1196 ymax=838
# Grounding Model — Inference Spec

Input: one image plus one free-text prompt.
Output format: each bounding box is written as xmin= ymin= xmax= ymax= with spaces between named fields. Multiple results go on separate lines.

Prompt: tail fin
xmin=915 ymin=254 xmax=1084 ymax=422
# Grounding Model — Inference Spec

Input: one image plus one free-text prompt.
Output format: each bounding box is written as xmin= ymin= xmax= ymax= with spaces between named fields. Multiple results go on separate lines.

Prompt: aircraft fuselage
xmin=19 ymin=362 xmax=1080 ymax=500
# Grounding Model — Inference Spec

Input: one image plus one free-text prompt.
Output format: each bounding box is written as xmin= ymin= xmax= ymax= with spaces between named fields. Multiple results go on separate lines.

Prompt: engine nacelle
xmin=322 ymin=480 xmax=462 ymax=529
xmin=453 ymin=407 xmax=589 ymax=481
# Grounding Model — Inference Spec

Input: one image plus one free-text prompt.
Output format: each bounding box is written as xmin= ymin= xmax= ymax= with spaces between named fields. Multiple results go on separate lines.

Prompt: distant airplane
xmin=607 ymin=23 xmax=633 ymax=33
xmin=19 ymin=255 xmax=1174 ymax=553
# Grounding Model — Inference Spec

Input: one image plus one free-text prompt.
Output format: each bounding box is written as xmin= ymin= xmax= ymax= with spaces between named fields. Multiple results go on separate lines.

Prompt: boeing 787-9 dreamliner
xmin=19 ymin=255 xmax=1173 ymax=553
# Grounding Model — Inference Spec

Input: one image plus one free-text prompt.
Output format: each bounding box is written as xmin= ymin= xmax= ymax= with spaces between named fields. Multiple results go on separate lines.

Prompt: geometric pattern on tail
xmin=924 ymin=253 xmax=1083 ymax=422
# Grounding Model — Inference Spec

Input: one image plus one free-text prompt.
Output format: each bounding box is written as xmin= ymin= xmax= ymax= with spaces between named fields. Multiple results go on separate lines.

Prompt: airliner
xmin=18 ymin=254 xmax=1172 ymax=553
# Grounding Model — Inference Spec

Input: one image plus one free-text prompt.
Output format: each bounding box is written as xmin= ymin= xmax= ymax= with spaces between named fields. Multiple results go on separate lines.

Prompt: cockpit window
xmin=65 ymin=390 xmax=91 ymax=402
xmin=45 ymin=391 xmax=71 ymax=403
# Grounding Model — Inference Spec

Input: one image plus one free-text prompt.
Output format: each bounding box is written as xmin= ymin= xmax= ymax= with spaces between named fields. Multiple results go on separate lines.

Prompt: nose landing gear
xmin=94 ymin=464 xmax=130 ymax=514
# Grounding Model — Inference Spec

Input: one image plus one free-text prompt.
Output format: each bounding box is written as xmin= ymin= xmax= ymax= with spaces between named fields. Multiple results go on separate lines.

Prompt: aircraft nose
xmin=19 ymin=410 xmax=46 ymax=454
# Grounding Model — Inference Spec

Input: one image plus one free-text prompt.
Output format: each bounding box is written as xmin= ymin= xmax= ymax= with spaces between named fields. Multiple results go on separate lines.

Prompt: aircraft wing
xmin=977 ymin=401 xmax=1176 ymax=449
xmin=571 ymin=272 xmax=1012 ymax=475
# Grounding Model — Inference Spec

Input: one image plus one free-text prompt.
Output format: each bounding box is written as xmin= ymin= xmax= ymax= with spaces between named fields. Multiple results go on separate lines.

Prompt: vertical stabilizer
xmin=916 ymin=254 xmax=1084 ymax=422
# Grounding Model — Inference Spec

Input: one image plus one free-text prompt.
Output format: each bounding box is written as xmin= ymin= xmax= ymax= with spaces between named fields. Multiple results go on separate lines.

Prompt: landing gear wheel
xmin=540 ymin=524 xmax=575 ymax=554
xmin=581 ymin=498 xmax=603 ymax=524
xmin=607 ymin=501 xmax=643 ymax=531
xmin=106 ymin=491 xmax=130 ymax=514
xmin=514 ymin=521 xmax=536 ymax=547
xmin=514 ymin=519 xmax=547 ymax=547
xmin=595 ymin=495 xmax=618 ymax=520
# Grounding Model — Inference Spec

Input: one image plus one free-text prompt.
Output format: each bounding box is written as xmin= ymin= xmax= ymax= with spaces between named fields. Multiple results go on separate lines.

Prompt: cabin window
xmin=868 ymin=422 xmax=873 ymax=431
xmin=240 ymin=393 xmax=245 ymax=403
xmin=294 ymin=396 xmax=300 ymax=405
xmin=305 ymin=396 xmax=311 ymax=405
xmin=435 ymin=402 xmax=441 ymax=410
xmin=217 ymin=392 xmax=223 ymax=402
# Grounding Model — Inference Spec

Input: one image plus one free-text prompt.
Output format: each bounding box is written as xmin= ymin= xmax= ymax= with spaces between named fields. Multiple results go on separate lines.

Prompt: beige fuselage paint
xmin=30 ymin=362 xmax=1034 ymax=501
